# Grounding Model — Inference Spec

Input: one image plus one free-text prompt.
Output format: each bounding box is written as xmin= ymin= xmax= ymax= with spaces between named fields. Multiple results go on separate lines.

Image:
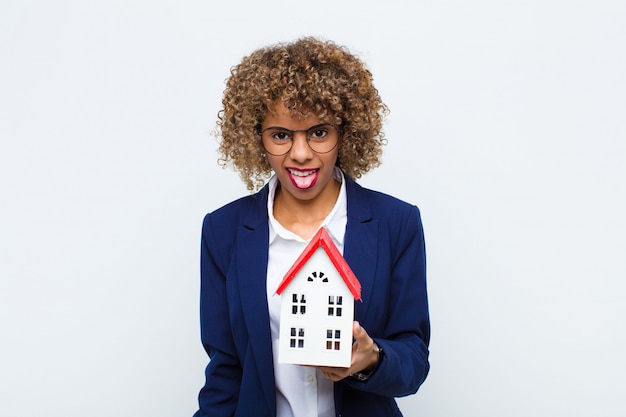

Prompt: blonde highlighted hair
xmin=217 ymin=37 xmax=388 ymax=190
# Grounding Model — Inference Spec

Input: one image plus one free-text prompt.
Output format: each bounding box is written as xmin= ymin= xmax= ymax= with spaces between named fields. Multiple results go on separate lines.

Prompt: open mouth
xmin=287 ymin=168 xmax=319 ymax=189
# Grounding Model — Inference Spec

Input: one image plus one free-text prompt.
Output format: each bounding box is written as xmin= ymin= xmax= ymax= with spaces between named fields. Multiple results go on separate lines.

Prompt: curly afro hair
xmin=216 ymin=37 xmax=389 ymax=191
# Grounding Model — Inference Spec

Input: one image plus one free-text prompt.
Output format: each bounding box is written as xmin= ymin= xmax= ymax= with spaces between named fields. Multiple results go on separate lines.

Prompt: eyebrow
xmin=263 ymin=123 xmax=331 ymax=130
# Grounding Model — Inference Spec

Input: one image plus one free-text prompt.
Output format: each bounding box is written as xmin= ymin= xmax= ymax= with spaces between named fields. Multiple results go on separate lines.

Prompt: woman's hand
xmin=316 ymin=321 xmax=379 ymax=382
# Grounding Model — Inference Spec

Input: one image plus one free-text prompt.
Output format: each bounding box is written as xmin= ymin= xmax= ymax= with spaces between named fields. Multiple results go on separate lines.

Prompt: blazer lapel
xmin=235 ymin=188 xmax=276 ymax=414
xmin=343 ymin=177 xmax=378 ymax=323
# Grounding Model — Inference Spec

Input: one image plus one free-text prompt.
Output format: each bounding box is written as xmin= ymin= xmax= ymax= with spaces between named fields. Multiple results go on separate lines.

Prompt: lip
xmin=286 ymin=167 xmax=319 ymax=175
xmin=286 ymin=167 xmax=320 ymax=190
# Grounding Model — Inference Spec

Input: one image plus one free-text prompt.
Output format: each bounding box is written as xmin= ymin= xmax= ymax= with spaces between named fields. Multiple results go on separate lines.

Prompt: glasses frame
xmin=258 ymin=123 xmax=342 ymax=156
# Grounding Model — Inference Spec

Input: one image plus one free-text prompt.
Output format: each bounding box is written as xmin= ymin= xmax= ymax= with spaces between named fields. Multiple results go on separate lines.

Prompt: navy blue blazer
xmin=194 ymin=175 xmax=430 ymax=417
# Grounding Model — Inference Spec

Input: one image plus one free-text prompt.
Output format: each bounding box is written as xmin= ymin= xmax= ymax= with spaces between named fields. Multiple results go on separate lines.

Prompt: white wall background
xmin=1 ymin=1 xmax=624 ymax=416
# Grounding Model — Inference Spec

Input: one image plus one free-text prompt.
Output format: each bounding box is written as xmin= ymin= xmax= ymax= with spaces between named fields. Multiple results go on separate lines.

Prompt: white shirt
xmin=265 ymin=168 xmax=347 ymax=417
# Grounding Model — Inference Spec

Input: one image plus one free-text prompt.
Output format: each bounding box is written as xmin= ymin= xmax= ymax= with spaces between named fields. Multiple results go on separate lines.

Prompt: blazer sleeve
xmin=194 ymin=214 xmax=241 ymax=417
xmin=346 ymin=204 xmax=430 ymax=398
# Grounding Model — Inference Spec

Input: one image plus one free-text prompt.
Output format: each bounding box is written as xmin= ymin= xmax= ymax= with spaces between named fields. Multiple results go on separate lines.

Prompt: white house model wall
xmin=277 ymin=247 xmax=355 ymax=368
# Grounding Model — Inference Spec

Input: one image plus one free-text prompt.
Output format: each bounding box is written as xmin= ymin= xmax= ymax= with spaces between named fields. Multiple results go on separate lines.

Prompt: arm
xmin=194 ymin=214 xmax=241 ymax=417
xmin=345 ymin=205 xmax=430 ymax=397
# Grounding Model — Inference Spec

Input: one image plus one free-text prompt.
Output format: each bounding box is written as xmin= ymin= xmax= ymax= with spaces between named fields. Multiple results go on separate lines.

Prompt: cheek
xmin=326 ymin=151 xmax=340 ymax=167
xmin=266 ymin=155 xmax=282 ymax=171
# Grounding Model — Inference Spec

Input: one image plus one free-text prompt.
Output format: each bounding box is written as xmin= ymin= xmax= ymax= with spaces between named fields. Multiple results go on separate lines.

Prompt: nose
xmin=288 ymin=131 xmax=313 ymax=161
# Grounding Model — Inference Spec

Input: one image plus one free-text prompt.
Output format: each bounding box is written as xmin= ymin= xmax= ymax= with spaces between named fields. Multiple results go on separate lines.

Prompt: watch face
xmin=352 ymin=372 xmax=368 ymax=381
xmin=350 ymin=370 xmax=373 ymax=381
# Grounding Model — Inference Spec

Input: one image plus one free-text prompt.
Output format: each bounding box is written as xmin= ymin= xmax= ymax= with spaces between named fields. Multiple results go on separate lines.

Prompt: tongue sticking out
xmin=290 ymin=170 xmax=318 ymax=189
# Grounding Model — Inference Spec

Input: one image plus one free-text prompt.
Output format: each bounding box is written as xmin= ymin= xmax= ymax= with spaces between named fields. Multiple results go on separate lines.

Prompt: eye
xmin=270 ymin=130 xmax=292 ymax=142
xmin=309 ymin=127 xmax=329 ymax=140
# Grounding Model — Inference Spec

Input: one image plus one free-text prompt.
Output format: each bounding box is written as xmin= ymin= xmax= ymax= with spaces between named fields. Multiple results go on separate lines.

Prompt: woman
xmin=194 ymin=37 xmax=430 ymax=417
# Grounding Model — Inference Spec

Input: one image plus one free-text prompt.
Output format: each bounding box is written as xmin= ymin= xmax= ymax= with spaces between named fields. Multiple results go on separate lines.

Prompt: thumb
xmin=353 ymin=321 xmax=366 ymax=342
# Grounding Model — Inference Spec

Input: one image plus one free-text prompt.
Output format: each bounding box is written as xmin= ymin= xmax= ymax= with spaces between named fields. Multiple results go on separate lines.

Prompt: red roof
xmin=275 ymin=227 xmax=362 ymax=301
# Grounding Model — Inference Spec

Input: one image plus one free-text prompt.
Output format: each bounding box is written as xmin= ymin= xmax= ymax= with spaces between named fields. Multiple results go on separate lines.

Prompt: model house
xmin=275 ymin=227 xmax=362 ymax=368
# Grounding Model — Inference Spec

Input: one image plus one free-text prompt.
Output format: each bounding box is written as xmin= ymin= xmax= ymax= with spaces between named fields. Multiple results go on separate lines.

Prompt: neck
xmin=273 ymin=180 xmax=340 ymax=239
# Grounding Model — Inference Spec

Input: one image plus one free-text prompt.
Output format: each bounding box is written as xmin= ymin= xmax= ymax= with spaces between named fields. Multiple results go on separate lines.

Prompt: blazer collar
xmin=244 ymin=173 xmax=372 ymax=226
xmin=343 ymin=176 xmax=378 ymax=323
xmin=241 ymin=184 xmax=271 ymax=230
xmin=344 ymin=175 xmax=374 ymax=223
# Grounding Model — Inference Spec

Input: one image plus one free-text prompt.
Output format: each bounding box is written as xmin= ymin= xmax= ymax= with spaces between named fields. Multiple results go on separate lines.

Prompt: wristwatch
xmin=350 ymin=341 xmax=383 ymax=381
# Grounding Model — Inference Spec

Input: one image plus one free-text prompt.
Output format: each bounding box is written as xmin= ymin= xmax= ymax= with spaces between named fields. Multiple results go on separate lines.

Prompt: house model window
xmin=275 ymin=227 xmax=362 ymax=368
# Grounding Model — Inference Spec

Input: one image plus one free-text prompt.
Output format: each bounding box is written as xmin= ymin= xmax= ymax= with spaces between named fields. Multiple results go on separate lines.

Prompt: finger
xmin=353 ymin=321 xmax=369 ymax=344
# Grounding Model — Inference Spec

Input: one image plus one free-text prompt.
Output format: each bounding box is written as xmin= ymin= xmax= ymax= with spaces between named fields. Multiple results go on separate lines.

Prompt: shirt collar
xmin=267 ymin=167 xmax=347 ymax=245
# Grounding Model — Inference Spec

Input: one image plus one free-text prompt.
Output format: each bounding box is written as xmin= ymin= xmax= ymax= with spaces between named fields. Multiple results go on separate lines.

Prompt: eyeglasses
xmin=259 ymin=123 xmax=340 ymax=156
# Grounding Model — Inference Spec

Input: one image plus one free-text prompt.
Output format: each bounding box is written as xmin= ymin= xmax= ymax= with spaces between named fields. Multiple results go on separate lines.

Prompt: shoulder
xmin=346 ymin=176 xmax=422 ymax=219
xmin=203 ymin=185 xmax=269 ymax=227
xmin=365 ymin=186 xmax=419 ymax=212
xmin=345 ymin=177 xmax=425 ymax=249
xmin=200 ymin=186 xmax=270 ymax=254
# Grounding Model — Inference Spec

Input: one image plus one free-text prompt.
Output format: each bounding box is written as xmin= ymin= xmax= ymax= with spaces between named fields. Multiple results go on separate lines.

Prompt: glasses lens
xmin=307 ymin=125 xmax=338 ymax=153
xmin=261 ymin=124 xmax=339 ymax=156
xmin=262 ymin=128 xmax=292 ymax=155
